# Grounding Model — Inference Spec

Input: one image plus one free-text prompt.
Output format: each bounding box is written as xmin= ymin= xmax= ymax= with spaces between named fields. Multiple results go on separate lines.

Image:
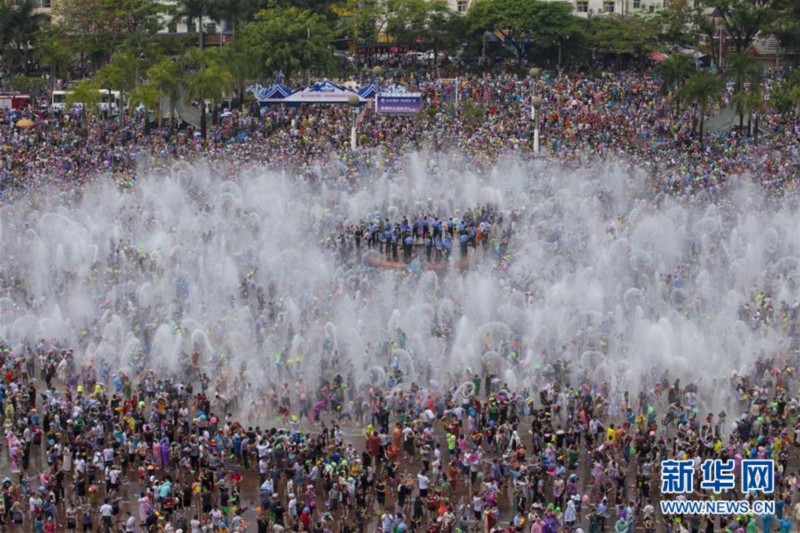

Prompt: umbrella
xmin=648 ymin=51 xmax=669 ymax=62
xmin=15 ymin=118 xmax=34 ymax=129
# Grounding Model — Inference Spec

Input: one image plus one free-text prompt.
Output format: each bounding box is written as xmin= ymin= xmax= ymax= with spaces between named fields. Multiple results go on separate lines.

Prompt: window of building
xmin=603 ymin=1 xmax=615 ymax=12
xmin=205 ymin=22 xmax=217 ymax=34
xmin=577 ymin=1 xmax=589 ymax=11
xmin=649 ymin=4 xmax=654 ymax=11
xmin=457 ymin=0 xmax=468 ymax=12
xmin=633 ymin=0 xmax=640 ymax=8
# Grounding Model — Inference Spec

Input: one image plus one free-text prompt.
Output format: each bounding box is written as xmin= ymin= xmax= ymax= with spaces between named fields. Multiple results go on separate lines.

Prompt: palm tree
xmin=187 ymin=60 xmax=233 ymax=139
xmin=147 ymin=58 xmax=184 ymax=129
xmin=790 ymin=84 xmax=800 ymax=115
xmin=680 ymin=71 xmax=721 ymax=149
xmin=94 ymin=51 xmax=138 ymax=121
xmin=173 ymin=0 xmax=215 ymax=50
xmin=216 ymin=0 xmax=255 ymax=40
xmin=0 ymin=0 xmax=47 ymax=72
xmin=746 ymin=86 xmax=764 ymax=143
xmin=656 ymin=53 xmax=695 ymax=115
xmin=68 ymin=80 xmax=102 ymax=125
xmin=35 ymin=27 xmax=73 ymax=91
xmin=726 ymin=52 xmax=759 ymax=130
xmin=129 ymin=83 xmax=162 ymax=134
xmin=214 ymin=41 xmax=254 ymax=108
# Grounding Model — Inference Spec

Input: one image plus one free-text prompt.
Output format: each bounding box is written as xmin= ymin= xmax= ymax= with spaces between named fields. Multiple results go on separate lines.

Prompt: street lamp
xmin=371 ymin=65 xmax=383 ymax=115
xmin=348 ymin=93 xmax=360 ymax=151
xmin=529 ymin=67 xmax=543 ymax=154
xmin=558 ymin=35 xmax=570 ymax=72
xmin=531 ymin=96 xmax=542 ymax=154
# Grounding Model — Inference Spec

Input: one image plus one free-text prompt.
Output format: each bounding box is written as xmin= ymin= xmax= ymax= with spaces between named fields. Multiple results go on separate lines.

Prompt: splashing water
xmin=0 ymin=154 xmax=797 ymax=417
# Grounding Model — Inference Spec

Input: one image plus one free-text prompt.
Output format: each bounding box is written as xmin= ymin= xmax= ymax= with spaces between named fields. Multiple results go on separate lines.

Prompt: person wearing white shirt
xmin=74 ymin=456 xmax=85 ymax=475
xmin=417 ymin=473 xmax=429 ymax=497
xmin=124 ymin=511 xmax=136 ymax=532
xmin=289 ymin=496 xmax=298 ymax=522
xmin=256 ymin=441 xmax=270 ymax=459
xmin=190 ymin=515 xmax=202 ymax=533
xmin=99 ymin=499 xmax=114 ymax=529
xmin=210 ymin=507 xmax=223 ymax=528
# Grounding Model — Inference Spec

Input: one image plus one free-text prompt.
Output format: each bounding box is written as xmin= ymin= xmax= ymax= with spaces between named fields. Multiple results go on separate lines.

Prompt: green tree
xmin=744 ymin=80 xmax=764 ymax=142
xmin=386 ymin=0 xmax=448 ymax=50
xmin=467 ymin=0 xmax=578 ymax=63
xmin=585 ymin=15 xmax=658 ymax=62
xmin=345 ymin=0 xmax=389 ymax=64
xmin=172 ymin=0 xmax=215 ymax=50
xmin=0 ymin=0 xmax=47 ymax=73
xmin=386 ymin=0 xmax=463 ymax=73
xmin=55 ymin=0 xmax=162 ymax=68
xmin=680 ymin=71 xmax=721 ymax=149
xmin=702 ymin=0 xmax=780 ymax=53
xmin=214 ymin=40 xmax=256 ymax=108
xmin=187 ymin=56 xmax=234 ymax=139
xmin=147 ymin=58 xmax=184 ymax=128
xmin=68 ymin=79 xmax=102 ymax=124
xmin=768 ymin=70 xmax=800 ymax=115
xmin=95 ymin=50 xmax=139 ymax=116
xmin=773 ymin=0 xmax=800 ymax=52
xmin=35 ymin=26 xmax=74 ymax=89
xmin=654 ymin=0 xmax=700 ymax=48
xmin=726 ymin=51 xmax=760 ymax=129
xmin=128 ymin=83 xmax=161 ymax=133
xmin=216 ymin=0 xmax=256 ymax=39
xmin=656 ymin=53 xmax=695 ymax=115
xmin=241 ymin=7 xmax=334 ymax=81
xmin=8 ymin=75 xmax=47 ymax=96
xmin=115 ymin=0 xmax=164 ymax=41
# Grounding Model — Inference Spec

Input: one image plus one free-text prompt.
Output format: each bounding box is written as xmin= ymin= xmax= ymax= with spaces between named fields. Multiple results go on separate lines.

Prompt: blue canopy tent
xmin=358 ymin=83 xmax=377 ymax=100
xmin=281 ymin=79 xmax=366 ymax=105
xmin=246 ymin=82 xmax=295 ymax=106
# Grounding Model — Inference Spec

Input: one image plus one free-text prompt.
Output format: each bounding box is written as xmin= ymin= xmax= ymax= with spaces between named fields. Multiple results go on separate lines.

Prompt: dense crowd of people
xmin=1 ymin=67 xmax=798 ymax=199
xmin=1 ymin=324 xmax=799 ymax=532
xmin=0 ymin=65 xmax=799 ymax=533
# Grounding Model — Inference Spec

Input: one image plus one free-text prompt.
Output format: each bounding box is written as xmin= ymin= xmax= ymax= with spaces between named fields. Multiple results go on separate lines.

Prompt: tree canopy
xmin=467 ymin=0 xmax=578 ymax=60
xmin=241 ymin=7 xmax=334 ymax=81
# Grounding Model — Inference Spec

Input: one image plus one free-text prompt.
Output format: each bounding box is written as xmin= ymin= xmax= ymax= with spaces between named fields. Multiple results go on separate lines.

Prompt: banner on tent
xmin=376 ymin=94 xmax=422 ymax=115
xmin=283 ymin=79 xmax=362 ymax=104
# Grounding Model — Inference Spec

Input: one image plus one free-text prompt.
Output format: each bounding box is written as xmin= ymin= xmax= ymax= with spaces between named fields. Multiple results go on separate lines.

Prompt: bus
xmin=51 ymin=89 xmax=122 ymax=115
xmin=0 ymin=93 xmax=31 ymax=110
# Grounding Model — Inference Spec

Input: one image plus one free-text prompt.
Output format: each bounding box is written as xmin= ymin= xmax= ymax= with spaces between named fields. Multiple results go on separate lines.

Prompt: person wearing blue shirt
xmin=391 ymin=231 xmax=399 ymax=262
xmin=434 ymin=235 xmax=443 ymax=262
xmin=384 ymin=230 xmax=393 ymax=258
xmin=761 ymin=513 xmax=775 ymax=533
xmin=403 ymin=234 xmax=414 ymax=262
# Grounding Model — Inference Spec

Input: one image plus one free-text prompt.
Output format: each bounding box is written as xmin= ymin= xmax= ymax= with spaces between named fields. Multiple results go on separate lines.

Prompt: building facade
xmin=444 ymin=0 xmax=666 ymax=16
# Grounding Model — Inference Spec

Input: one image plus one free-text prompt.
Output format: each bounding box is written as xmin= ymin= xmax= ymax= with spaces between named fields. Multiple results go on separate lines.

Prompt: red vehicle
xmin=0 ymin=93 xmax=31 ymax=110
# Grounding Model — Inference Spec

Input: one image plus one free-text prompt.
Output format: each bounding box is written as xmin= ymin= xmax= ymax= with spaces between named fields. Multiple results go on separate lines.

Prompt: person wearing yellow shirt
xmin=607 ymin=424 xmax=616 ymax=445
